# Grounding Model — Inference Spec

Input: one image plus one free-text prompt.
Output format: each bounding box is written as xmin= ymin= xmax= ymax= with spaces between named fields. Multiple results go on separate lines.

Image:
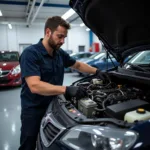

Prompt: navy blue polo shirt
xmin=20 ymin=39 xmax=76 ymax=113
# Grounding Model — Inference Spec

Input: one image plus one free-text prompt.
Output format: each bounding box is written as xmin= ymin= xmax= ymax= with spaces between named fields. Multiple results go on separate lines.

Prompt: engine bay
xmin=67 ymin=74 xmax=150 ymax=123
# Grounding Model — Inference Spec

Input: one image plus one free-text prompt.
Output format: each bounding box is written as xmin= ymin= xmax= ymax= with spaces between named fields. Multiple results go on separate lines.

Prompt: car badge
xmin=0 ymin=68 xmax=2 ymax=76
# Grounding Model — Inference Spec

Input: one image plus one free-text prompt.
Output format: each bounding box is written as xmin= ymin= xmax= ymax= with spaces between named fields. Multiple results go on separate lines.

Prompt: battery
xmin=78 ymin=98 xmax=97 ymax=118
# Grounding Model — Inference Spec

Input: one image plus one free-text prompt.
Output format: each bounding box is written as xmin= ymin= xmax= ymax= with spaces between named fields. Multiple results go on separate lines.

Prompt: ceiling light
xmin=0 ymin=10 xmax=2 ymax=16
xmin=8 ymin=24 xmax=12 ymax=29
xmin=86 ymin=28 xmax=90 ymax=31
xmin=62 ymin=9 xmax=75 ymax=20
xmin=80 ymin=23 xmax=85 ymax=27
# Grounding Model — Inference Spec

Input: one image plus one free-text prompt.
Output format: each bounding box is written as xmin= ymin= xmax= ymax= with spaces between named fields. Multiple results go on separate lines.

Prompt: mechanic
xmin=18 ymin=16 xmax=107 ymax=150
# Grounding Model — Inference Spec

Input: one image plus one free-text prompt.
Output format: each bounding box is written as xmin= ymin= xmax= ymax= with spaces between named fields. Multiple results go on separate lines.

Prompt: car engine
xmin=70 ymin=76 xmax=150 ymax=123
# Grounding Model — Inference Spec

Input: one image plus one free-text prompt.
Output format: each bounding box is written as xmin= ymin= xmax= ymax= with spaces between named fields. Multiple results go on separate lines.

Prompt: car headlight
xmin=11 ymin=65 xmax=21 ymax=75
xmin=61 ymin=125 xmax=138 ymax=150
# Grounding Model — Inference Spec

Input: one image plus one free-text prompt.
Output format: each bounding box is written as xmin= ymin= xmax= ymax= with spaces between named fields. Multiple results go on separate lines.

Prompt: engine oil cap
xmin=118 ymin=84 xmax=122 ymax=89
xmin=136 ymin=108 xmax=146 ymax=114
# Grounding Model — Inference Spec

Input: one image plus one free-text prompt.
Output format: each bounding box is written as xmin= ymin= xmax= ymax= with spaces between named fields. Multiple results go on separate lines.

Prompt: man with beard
xmin=19 ymin=16 xmax=106 ymax=150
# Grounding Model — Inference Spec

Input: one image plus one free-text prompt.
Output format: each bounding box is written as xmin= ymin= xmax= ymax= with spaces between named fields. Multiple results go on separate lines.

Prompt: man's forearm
xmin=77 ymin=62 xmax=97 ymax=74
xmin=31 ymin=80 xmax=66 ymax=96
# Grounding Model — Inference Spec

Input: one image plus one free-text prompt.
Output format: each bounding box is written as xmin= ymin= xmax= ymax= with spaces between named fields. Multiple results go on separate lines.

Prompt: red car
xmin=0 ymin=51 xmax=21 ymax=86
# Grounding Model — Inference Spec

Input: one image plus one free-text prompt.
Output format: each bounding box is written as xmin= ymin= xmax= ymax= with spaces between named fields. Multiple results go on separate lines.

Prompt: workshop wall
xmin=0 ymin=24 xmax=98 ymax=53
xmin=68 ymin=27 xmax=89 ymax=52
xmin=0 ymin=25 xmax=8 ymax=50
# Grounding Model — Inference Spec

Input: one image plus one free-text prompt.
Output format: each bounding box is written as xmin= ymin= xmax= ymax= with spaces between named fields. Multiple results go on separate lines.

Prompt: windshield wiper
xmin=139 ymin=64 xmax=150 ymax=67
xmin=126 ymin=62 xmax=150 ymax=72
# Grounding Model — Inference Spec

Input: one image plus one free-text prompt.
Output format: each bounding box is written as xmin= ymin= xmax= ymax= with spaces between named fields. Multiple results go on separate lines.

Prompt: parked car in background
xmin=65 ymin=50 xmax=73 ymax=55
xmin=75 ymin=52 xmax=119 ymax=76
xmin=70 ymin=52 xmax=95 ymax=60
xmin=65 ymin=52 xmax=95 ymax=72
xmin=0 ymin=51 xmax=21 ymax=86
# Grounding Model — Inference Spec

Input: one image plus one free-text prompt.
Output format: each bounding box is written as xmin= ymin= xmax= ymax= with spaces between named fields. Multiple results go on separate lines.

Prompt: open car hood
xmin=69 ymin=0 xmax=150 ymax=62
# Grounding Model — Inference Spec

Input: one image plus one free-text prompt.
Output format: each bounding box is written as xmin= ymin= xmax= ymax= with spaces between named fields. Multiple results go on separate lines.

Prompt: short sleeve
xmin=60 ymin=49 xmax=76 ymax=68
xmin=20 ymin=47 xmax=41 ymax=78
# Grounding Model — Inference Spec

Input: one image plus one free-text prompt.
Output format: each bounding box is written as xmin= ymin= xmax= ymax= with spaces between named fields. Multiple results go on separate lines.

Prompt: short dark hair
xmin=44 ymin=16 xmax=70 ymax=34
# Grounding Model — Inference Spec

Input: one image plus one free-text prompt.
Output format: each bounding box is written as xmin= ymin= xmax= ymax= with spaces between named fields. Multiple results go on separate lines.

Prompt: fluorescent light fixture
xmin=0 ymin=10 xmax=2 ymax=16
xmin=80 ymin=23 xmax=85 ymax=27
xmin=86 ymin=28 xmax=90 ymax=31
xmin=62 ymin=9 xmax=75 ymax=20
xmin=8 ymin=23 xmax=12 ymax=29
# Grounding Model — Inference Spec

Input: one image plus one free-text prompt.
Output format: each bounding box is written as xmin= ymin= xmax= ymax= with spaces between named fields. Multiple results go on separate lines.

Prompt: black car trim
xmin=0 ymin=70 xmax=10 ymax=77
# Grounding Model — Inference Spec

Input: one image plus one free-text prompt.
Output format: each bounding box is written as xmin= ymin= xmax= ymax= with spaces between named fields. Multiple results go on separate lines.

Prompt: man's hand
xmin=65 ymin=86 xmax=87 ymax=100
xmin=95 ymin=69 xmax=110 ymax=82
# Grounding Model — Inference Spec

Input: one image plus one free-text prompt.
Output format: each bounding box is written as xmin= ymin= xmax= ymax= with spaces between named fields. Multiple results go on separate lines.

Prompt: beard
xmin=48 ymin=36 xmax=62 ymax=51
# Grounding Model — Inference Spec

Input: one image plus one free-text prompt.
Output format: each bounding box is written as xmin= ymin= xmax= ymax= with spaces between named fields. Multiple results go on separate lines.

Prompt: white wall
xmin=0 ymin=24 xmax=101 ymax=53
xmin=0 ymin=24 xmax=45 ymax=52
xmin=0 ymin=25 xmax=8 ymax=50
xmin=17 ymin=25 xmax=44 ymax=45
xmin=67 ymin=27 xmax=89 ymax=52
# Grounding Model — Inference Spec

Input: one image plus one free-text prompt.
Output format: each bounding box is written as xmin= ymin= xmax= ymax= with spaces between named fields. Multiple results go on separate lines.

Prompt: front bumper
xmin=0 ymin=74 xmax=21 ymax=86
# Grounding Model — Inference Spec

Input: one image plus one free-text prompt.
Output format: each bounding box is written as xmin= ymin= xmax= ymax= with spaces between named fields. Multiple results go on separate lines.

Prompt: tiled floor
xmin=0 ymin=73 xmax=81 ymax=150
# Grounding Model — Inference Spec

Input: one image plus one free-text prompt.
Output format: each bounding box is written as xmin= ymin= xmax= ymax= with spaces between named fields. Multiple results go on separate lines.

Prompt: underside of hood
xmin=70 ymin=0 xmax=150 ymax=62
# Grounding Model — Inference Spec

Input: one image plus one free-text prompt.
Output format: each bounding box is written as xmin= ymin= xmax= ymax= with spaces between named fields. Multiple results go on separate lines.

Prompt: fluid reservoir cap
xmin=118 ymin=85 xmax=122 ymax=89
xmin=136 ymin=108 xmax=146 ymax=114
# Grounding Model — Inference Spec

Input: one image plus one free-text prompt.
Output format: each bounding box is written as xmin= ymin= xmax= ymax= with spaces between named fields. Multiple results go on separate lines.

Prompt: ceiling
xmin=0 ymin=0 xmax=83 ymax=27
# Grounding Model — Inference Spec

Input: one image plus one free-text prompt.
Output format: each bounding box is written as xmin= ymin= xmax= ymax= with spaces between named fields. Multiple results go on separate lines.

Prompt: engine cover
xmin=105 ymin=99 xmax=150 ymax=120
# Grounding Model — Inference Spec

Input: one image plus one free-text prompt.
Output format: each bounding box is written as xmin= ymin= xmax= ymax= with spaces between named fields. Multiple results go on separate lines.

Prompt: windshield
xmin=124 ymin=50 xmax=150 ymax=72
xmin=127 ymin=50 xmax=150 ymax=65
xmin=0 ymin=52 xmax=19 ymax=62
xmin=89 ymin=52 xmax=105 ymax=59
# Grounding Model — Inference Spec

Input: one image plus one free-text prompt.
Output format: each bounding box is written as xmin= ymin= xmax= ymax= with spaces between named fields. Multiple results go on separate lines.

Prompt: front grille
xmin=1 ymin=70 xmax=10 ymax=76
xmin=0 ymin=77 xmax=11 ymax=84
xmin=43 ymin=122 xmax=61 ymax=143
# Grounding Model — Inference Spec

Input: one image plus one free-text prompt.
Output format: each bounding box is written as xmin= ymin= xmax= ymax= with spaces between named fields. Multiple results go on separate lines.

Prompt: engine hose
xmin=98 ymin=82 xmax=112 ymax=88
xmin=93 ymin=89 xmax=116 ymax=96
xmin=99 ymin=88 xmax=118 ymax=93
xmin=87 ymin=84 xmax=95 ymax=90
xmin=102 ymin=99 xmax=109 ymax=110
xmin=93 ymin=97 xmax=103 ymax=103
xmin=94 ymin=93 xmax=107 ymax=99
xmin=94 ymin=107 xmax=105 ymax=112
xmin=87 ymin=90 xmax=93 ymax=95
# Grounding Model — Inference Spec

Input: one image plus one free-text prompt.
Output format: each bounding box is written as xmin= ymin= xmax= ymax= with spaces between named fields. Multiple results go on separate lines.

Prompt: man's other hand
xmin=95 ymin=69 xmax=110 ymax=82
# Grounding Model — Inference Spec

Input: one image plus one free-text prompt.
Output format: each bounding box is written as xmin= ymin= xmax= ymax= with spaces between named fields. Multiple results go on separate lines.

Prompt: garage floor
xmin=0 ymin=73 xmax=81 ymax=150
